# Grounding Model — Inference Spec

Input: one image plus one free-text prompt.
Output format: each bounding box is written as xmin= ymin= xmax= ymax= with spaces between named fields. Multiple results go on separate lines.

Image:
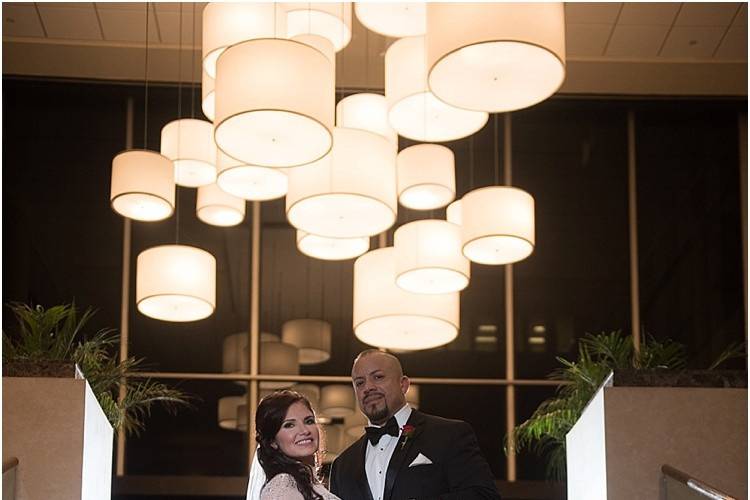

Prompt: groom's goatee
xmin=367 ymin=405 xmax=390 ymax=424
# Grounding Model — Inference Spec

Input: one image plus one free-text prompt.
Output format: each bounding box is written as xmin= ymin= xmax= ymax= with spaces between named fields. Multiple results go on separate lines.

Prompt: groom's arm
xmin=433 ymin=421 xmax=501 ymax=500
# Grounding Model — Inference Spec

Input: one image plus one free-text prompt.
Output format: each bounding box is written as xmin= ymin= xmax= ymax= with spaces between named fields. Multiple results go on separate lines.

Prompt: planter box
xmin=2 ymin=373 xmax=113 ymax=500
xmin=566 ymin=371 xmax=747 ymax=500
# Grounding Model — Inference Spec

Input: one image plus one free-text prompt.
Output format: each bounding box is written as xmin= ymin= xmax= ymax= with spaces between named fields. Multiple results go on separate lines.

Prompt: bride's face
xmin=272 ymin=401 xmax=319 ymax=459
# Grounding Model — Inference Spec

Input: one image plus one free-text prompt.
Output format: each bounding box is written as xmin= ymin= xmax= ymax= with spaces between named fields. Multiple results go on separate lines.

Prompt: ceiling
xmin=3 ymin=2 xmax=747 ymax=96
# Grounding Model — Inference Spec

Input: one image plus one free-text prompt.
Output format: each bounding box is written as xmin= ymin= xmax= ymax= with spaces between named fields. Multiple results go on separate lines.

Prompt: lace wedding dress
xmin=259 ymin=473 xmax=341 ymax=500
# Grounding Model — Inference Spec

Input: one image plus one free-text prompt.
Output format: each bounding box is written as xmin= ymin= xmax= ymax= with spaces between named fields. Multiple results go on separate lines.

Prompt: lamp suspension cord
xmin=306 ymin=256 xmax=311 ymax=319
xmin=190 ymin=2 xmax=196 ymax=119
xmin=174 ymin=3 xmax=183 ymax=246
xmin=493 ymin=114 xmax=500 ymax=185
xmin=176 ymin=2 xmax=183 ymax=120
xmin=320 ymin=260 xmax=325 ymax=321
xmin=143 ymin=1 xmax=150 ymax=149
xmin=469 ymin=135 xmax=475 ymax=190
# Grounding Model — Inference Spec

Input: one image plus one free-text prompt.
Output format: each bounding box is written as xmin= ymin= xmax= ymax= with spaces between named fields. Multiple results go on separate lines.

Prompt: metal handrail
xmin=662 ymin=465 xmax=737 ymax=500
xmin=2 ymin=458 xmax=18 ymax=474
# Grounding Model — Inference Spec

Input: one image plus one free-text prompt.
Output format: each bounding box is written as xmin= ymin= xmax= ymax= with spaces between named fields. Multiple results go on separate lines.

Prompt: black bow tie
xmin=365 ymin=416 xmax=400 ymax=445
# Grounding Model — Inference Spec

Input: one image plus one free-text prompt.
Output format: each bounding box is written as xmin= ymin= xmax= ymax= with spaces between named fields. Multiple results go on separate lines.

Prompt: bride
xmin=246 ymin=390 xmax=341 ymax=500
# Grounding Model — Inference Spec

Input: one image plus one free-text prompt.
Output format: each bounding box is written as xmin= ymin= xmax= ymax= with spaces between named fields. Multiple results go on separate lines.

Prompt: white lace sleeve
xmin=260 ymin=473 xmax=305 ymax=500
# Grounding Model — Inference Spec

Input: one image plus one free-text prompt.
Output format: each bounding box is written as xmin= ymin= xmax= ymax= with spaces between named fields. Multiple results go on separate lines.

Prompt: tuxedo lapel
xmin=383 ymin=411 xmax=426 ymax=500
xmin=353 ymin=436 xmax=374 ymax=500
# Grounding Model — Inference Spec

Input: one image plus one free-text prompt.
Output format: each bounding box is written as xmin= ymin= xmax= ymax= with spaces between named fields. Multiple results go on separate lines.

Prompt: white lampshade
xmin=296 ymin=230 xmax=369 ymax=261
xmin=202 ymin=2 xmax=284 ymax=78
xmin=281 ymin=319 xmax=332 ymax=365
xmin=460 ymin=186 xmax=535 ymax=265
xmin=426 ymin=2 xmax=566 ymax=113
xmin=394 ymin=219 xmax=469 ymax=294
xmin=286 ymin=127 xmax=397 ymax=238
xmin=218 ymin=396 xmax=246 ymax=431
xmin=110 ymin=150 xmax=175 ymax=221
xmin=322 ymin=424 xmax=344 ymax=462
xmin=406 ymin=383 xmax=420 ymax=409
xmin=291 ymin=34 xmax=336 ymax=65
xmin=336 ymin=93 xmax=397 ymax=148
xmin=292 ymin=384 xmax=322 ymax=411
xmin=202 ymin=69 xmax=215 ymax=122
xmin=196 ymin=183 xmax=245 ymax=227
xmin=160 ymin=119 xmax=217 ymax=187
xmin=136 ymin=245 xmax=216 ymax=322
xmin=354 ymin=3 xmax=425 ymax=37
xmin=446 ymin=199 xmax=462 ymax=225
xmin=320 ymin=384 xmax=355 ymax=417
xmin=386 ymin=35 xmax=487 ymax=142
xmin=214 ymin=38 xmax=335 ymax=168
xmin=216 ymin=150 xmax=288 ymax=201
xmin=353 ymin=247 xmax=459 ymax=350
xmin=260 ymin=341 xmax=300 ymax=389
xmin=284 ymin=3 xmax=352 ymax=52
xmin=222 ymin=332 xmax=281 ymax=376
xmin=397 ymin=144 xmax=455 ymax=210
xmin=344 ymin=409 xmax=368 ymax=437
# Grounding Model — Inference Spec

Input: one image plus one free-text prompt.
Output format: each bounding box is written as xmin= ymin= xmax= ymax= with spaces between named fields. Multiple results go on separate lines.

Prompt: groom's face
xmin=351 ymin=352 xmax=409 ymax=425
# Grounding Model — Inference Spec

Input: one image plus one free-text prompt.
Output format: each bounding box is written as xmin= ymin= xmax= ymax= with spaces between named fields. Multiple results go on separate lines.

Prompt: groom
xmin=329 ymin=350 xmax=501 ymax=500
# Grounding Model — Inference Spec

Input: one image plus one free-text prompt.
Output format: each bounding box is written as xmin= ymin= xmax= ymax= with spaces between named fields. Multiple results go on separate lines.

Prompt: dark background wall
xmin=2 ymin=77 xmax=745 ymax=492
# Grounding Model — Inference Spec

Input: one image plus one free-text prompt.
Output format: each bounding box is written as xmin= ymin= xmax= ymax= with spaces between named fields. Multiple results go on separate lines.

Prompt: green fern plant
xmin=3 ymin=302 xmax=192 ymax=436
xmin=511 ymin=330 xmax=744 ymax=480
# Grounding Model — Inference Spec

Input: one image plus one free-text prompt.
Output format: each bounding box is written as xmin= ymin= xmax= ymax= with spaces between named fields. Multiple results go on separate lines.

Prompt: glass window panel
xmin=635 ymin=100 xmax=745 ymax=368
xmin=513 ymin=100 xmax=631 ymax=379
xmin=125 ymin=379 xmax=249 ymax=476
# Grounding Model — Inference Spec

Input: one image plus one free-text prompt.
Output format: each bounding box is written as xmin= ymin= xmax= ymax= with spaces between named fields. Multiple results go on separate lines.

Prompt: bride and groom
xmin=247 ymin=349 xmax=501 ymax=499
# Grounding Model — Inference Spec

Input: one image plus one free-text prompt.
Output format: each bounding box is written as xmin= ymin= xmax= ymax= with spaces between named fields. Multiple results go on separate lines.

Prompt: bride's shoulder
xmin=261 ymin=473 xmax=301 ymax=499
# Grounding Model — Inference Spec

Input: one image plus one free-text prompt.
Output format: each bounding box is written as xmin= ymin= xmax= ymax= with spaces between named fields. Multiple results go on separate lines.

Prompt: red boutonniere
xmin=400 ymin=424 xmax=416 ymax=449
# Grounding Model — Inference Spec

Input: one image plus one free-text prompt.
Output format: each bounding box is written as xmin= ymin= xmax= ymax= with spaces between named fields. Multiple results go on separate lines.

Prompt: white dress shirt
xmin=364 ymin=404 xmax=413 ymax=500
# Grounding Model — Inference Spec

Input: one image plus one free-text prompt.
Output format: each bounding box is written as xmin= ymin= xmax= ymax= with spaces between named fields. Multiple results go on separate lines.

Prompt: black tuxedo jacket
xmin=329 ymin=410 xmax=500 ymax=500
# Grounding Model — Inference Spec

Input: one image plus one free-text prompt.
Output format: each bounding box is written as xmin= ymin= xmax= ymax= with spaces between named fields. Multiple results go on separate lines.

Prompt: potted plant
xmin=3 ymin=302 xmax=191 ymax=434
xmin=510 ymin=330 xmax=745 ymax=479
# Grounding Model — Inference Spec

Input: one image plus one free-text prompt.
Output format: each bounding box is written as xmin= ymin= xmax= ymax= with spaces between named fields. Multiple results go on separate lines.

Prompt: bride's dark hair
xmin=256 ymin=390 xmax=324 ymax=500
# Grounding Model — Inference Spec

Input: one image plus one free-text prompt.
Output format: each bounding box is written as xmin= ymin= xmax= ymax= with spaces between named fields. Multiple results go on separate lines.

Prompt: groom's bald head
xmin=351 ymin=349 xmax=409 ymax=425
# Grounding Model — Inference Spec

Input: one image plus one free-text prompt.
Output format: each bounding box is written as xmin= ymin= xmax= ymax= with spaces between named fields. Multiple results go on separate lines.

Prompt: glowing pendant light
xmin=296 ymin=230 xmax=369 ymax=261
xmin=344 ymin=409 xmax=368 ymax=437
xmin=426 ymin=2 xmax=566 ymax=113
xmin=110 ymin=150 xmax=175 ymax=221
xmin=394 ymin=219 xmax=469 ymax=294
xmin=397 ymin=144 xmax=455 ymax=210
xmin=354 ymin=3 xmax=425 ymax=38
xmin=447 ymin=199 xmax=462 ymax=225
xmin=460 ymin=186 xmax=535 ymax=265
xmin=215 ymin=150 xmax=288 ymax=202
xmin=334 ymin=93 xmax=397 ymax=148
xmin=353 ymin=247 xmax=459 ymax=351
xmin=222 ymin=332 xmax=281 ymax=378
xmin=136 ymin=245 xmax=216 ymax=322
xmin=320 ymin=384 xmax=355 ymax=417
xmin=214 ymin=38 xmax=335 ymax=168
xmin=260 ymin=341 xmax=300 ymax=389
xmin=386 ymin=35 xmax=487 ymax=142
xmin=281 ymin=319 xmax=332 ymax=364
xmin=406 ymin=384 xmax=420 ymax=409
xmin=286 ymin=128 xmax=396 ymax=238
xmin=201 ymin=68 xmax=215 ymax=122
xmin=283 ymin=3 xmax=352 ymax=52
xmin=201 ymin=2 xmax=284 ymax=78
xmin=160 ymin=118 xmax=217 ymax=187
xmin=218 ymin=396 xmax=246 ymax=431
xmin=286 ymin=94 xmax=397 ymax=238
xmin=196 ymin=183 xmax=245 ymax=227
